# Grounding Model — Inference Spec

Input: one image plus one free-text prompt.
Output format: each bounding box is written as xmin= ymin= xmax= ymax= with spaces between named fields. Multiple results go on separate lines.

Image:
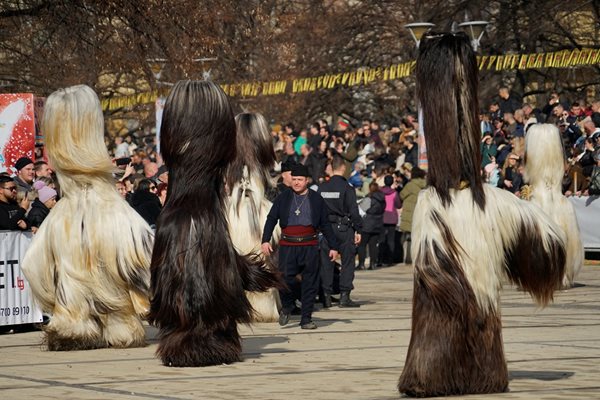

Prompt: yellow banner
xmin=102 ymin=48 xmax=600 ymax=110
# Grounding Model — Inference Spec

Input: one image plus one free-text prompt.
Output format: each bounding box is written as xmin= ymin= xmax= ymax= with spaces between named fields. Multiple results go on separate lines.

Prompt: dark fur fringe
xmin=399 ymin=215 xmax=508 ymax=397
xmin=238 ymin=252 xmax=284 ymax=293
xmin=504 ymin=220 xmax=566 ymax=306
xmin=45 ymin=329 xmax=108 ymax=352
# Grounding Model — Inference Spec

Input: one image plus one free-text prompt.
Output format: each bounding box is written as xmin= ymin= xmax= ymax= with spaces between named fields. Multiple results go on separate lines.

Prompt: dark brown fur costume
xmin=148 ymin=81 xmax=280 ymax=367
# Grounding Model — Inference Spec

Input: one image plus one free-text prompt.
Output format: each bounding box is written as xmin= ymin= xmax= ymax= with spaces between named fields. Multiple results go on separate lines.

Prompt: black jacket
xmin=361 ymin=191 xmax=385 ymax=234
xmin=318 ymin=175 xmax=362 ymax=234
xmin=262 ymin=187 xmax=339 ymax=250
xmin=130 ymin=190 xmax=162 ymax=227
xmin=0 ymin=200 xmax=28 ymax=230
xmin=404 ymin=145 xmax=418 ymax=168
xmin=27 ymin=199 xmax=50 ymax=228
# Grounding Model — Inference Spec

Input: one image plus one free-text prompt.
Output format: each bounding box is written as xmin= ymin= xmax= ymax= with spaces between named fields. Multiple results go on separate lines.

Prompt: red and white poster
xmin=0 ymin=93 xmax=36 ymax=174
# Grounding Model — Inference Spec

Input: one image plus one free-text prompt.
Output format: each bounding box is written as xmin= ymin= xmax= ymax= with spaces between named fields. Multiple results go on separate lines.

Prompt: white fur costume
xmin=228 ymin=166 xmax=281 ymax=322
xmin=22 ymin=85 xmax=153 ymax=350
xmin=525 ymin=123 xmax=584 ymax=287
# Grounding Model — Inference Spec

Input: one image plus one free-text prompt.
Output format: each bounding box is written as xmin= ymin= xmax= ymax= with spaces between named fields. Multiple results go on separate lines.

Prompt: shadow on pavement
xmin=509 ymin=370 xmax=574 ymax=381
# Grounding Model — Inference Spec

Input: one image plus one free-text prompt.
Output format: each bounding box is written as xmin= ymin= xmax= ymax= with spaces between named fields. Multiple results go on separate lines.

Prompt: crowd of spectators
xmin=268 ymin=88 xmax=600 ymax=265
xmin=0 ymin=134 xmax=167 ymax=231
xmin=2 ymin=88 xmax=600 ymax=268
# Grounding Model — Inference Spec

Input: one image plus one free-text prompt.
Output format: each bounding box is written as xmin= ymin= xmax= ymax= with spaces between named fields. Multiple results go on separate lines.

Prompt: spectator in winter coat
xmin=481 ymin=133 xmax=497 ymax=168
xmin=357 ymin=182 xmax=385 ymax=270
xmin=403 ymin=136 xmax=418 ymax=168
xmin=498 ymin=87 xmax=522 ymax=115
xmin=130 ymin=178 xmax=162 ymax=227
xmin=379 ymin=175 xmax=402 ymax=265
xmin=500 ymin=153 xmax=523 ymax=194
xmin=0 ymin=175 xmax=30 ymax=231
xmin=28 ymin=180 xmax=58 ymax=232
xmin=13 ymin=157 xmax=35 ymax=194
xmin=399 ymin=167 xmax=427 ymax=264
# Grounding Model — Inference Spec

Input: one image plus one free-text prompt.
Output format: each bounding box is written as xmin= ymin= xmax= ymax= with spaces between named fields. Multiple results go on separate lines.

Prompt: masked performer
xmin=398 ymin=33 xmax=566 ymax=397
xmin=226 ymin=112 xmax=281 ymax=322
xmin=524 ymin=123 xmax=584 ymax=288
xmin=22 ymin=85 xmax=153 ymax=351
xmin=149 ymin=81 xmax=280 ymax=367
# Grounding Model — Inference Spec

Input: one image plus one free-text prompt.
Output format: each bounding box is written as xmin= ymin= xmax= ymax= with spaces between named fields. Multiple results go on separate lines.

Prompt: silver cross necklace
xmin=293 ymin=193 xmax=308 ymax=216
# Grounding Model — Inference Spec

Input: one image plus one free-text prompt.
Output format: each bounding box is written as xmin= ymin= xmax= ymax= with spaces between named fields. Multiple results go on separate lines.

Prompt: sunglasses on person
xmin=149 ymin=185 xmax=157 ymax=191
xmin=2 ymin=185 xmax=17 ymax=192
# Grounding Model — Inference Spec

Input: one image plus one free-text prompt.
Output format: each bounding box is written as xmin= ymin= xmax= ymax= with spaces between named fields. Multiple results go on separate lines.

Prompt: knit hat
xmin=33 ymin=180 xmax=57 ymax=203
xmin=14 ymin=157 xmax=34 ymax=171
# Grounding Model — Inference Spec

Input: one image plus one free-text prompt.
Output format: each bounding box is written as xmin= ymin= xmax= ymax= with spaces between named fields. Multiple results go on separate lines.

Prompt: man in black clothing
xmin=261 ymin=164 xmax=338 ymax=330
xmin=318 ymin=155 xmax=362 ymax=308
xmin=0 ymin=175 xmax=30 ymax=230
xmin=403 ymin=136 xmax=418 ymax=168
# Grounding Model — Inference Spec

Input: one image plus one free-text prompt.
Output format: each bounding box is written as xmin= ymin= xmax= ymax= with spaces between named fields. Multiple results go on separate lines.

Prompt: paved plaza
xmin=1 ymin=262 xmax=599 ymax=399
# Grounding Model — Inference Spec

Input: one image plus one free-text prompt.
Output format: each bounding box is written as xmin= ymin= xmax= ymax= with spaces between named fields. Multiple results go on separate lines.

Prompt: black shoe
xmin=339 ymin=292 xmax=360 ymax=308
xmin=356 ymin=264 xmax=365 ymax=270
xmin=300 ymin=321 xmax=317 ymax=330
xmin=278 ymin=311 xmax=290 ymax=326
xmin=322 ymin=294 xmax=332 ymax=308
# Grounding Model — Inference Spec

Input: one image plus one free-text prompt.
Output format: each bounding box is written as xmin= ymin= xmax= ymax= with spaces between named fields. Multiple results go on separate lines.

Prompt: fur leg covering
xmin=398 ymin=187 xmax=566 ymax=397
xmin=148 ymin=81 xmax=281 ymax=367
xmin=44 ymin=312 xmax=105 ymax=351
xmin=149 ymin=206 xmax=280 ymax=367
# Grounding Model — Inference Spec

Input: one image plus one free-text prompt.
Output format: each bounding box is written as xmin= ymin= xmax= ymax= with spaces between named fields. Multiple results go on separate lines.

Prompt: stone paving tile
xmin=0 ymin=263 xmax=598 ymax=399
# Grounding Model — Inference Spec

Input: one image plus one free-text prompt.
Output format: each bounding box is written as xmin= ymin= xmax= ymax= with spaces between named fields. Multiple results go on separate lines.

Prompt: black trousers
xmin=278 ymin=245 xmax=319 ymax=324
xmin=379 ymin=224 xmax=396 ymax=263
xmin=357 ymin=231 xmax=380 ymax=268
xmin=320 ymin=224 xmax=355 ymax=294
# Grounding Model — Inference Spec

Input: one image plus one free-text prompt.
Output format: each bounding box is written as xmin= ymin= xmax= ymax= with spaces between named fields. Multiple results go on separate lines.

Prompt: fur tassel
xmin=149 ymin=82 xmax=280 ymax=367
xmin=524 ymin=124 xmax=584 ymax=288
xmin=21 ymin=85 xmax=153 ymax=351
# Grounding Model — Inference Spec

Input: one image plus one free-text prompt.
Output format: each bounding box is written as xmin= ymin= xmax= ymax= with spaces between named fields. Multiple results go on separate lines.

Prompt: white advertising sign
xmin=0 ymin=231 xmax=43 ymax=326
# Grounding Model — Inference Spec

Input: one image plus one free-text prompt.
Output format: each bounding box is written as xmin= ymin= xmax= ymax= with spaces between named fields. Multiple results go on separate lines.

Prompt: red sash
xmin=280 ymin=225 xmax=318 ymax=246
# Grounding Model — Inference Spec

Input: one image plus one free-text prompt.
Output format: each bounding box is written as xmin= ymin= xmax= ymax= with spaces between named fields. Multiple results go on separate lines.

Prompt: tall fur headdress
xmin=416 ymin=32 xmax=485 ymax=210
